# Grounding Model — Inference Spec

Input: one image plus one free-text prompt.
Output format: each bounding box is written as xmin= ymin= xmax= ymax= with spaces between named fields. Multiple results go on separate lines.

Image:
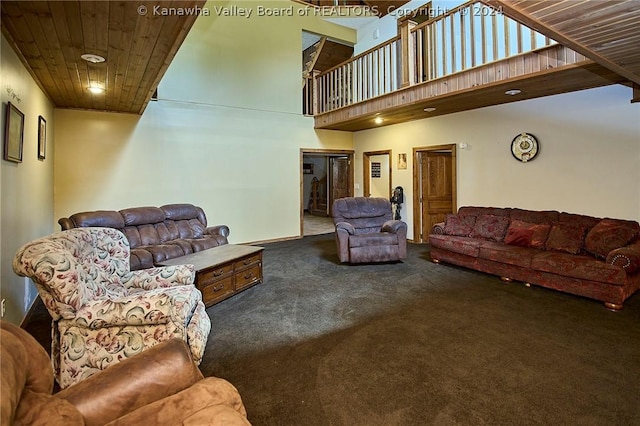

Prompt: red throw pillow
xmin=470 ymin=214 xmax=510 ymax=242
xmin=504 ymin=220 xmax=551 ymax=249
xmin=584 ymin=219 xmax=639 ymax=259
xmin=546 ymin=222 xmax=588 ymax=254
xmin=444 ymin=214 xmax=476 ymax=237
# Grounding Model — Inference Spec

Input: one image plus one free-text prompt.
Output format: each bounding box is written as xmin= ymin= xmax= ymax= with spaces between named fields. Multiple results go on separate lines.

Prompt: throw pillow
xmin=470 ymin=214 xmax=510 ymax=242
xmin=444 ymin=214 xmax=477 ymax=237
xmin=504 ymin=220 xmax=551 ymax=249
xmin=584 ymin=219 xmax=639 ymax=259
xmin=545 ymin=222 xmax=588 ymax=254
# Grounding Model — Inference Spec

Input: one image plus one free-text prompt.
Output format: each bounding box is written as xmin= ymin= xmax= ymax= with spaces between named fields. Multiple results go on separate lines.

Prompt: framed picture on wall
xmin=38 ymin=115 xmax=46 ymax=160
xmin=4 ymin=102 xmax=25 ymax=163
xmin=398 ymin=153 xmax=407 ymax=170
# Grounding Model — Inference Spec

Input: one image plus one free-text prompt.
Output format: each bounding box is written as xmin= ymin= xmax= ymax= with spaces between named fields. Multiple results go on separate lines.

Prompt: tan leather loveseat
xmin=0 ymin=320 xmax=251 ymax=425
xmin=59 ymin=203 xmax=229 ymax=270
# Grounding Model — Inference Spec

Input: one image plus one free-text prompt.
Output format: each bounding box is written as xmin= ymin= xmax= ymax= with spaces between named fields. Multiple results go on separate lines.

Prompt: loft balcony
xmin=305 ymin=0 xmax=631 ymax=131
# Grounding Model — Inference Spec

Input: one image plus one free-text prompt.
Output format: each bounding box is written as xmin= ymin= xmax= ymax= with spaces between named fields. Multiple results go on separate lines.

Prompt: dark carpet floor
xmin=24 ymin=234 xmax=640 ymax=425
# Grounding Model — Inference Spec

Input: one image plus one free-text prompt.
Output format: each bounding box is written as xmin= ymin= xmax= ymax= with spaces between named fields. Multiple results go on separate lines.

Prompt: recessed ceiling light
xmin=423 ymin=107 xmax=436 ymax=112
xmin=81 ymin=53 xmax=106 ymax=64
xmin=505 ymin=89 xmax=522 ymax=96
xmin=374 ymin=117 xmax=384 ymax=124
xmin=88 ymin=85 xmax=104 ymax=94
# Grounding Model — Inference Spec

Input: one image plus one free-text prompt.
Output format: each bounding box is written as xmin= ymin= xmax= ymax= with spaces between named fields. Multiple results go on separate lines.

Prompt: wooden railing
xmin=315 ymin=36 xmax=401 ymax=114
xmin=309 ymin=0 xmax=556 ymax=115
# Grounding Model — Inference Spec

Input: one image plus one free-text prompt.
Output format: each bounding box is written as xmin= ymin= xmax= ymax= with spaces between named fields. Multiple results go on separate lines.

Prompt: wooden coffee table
xmin=159 ymin=244 xmax=264 ymax=307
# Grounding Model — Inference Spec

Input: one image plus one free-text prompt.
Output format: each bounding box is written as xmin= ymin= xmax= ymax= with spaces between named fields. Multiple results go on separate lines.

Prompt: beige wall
xmin=54 ymin=0 xmax=355 ymax=245
xmin=1 ymin=35 xmax=55 ymax=324
xmin=354 ymin=84 xmax=640 ymax=240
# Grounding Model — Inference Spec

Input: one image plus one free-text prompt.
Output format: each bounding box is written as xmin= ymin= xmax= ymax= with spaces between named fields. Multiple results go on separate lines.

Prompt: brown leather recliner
xmin=332 ymin=197 xmax=408 ymax=263
xmin=0 ymin=320 xmax=251 ymax=426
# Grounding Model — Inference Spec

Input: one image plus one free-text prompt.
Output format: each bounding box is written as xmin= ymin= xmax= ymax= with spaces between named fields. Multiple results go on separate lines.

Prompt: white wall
xmin=1 ymin=35 xmax=55 ymax=324
xmin=353 ymin=84 xmax=640 ymax=240
xmin=54 ymin=0 xmax=355 ymax=245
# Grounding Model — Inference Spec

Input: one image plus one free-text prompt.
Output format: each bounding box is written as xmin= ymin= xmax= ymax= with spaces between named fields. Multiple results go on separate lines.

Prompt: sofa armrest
xmin=335 ymin=222 xmax=355 ymax=235
xmin=55 ymin=338 xmax=204 ymax=426
xmin=606 ymin=240 xmax=640 ymax=274
xmin=74 ymin=286 xmax=197 ymax=328
xmin=431 ymin=222 xmax=445 ymax=235
xmin=205 ymin=225 xmax=230 ymax=239
xmin=122 ymin=265 xmax=195 ymax=291
xmin=382 ymin=220 xmax=407 ymax=234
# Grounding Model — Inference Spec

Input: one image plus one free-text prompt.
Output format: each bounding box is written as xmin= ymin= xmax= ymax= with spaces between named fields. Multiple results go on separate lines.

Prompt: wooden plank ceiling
xmin=1 ymin=1 xmax=205 ymax=114
xmin=484 ymin=0 xmax=640 ymax=86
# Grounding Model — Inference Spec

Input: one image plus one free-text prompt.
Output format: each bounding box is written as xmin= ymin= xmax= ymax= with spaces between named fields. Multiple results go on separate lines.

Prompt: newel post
xmin=312 ymin=70 xmax=320 ymax=114
xmin=399 ymin=19 xmax=417 ymax=88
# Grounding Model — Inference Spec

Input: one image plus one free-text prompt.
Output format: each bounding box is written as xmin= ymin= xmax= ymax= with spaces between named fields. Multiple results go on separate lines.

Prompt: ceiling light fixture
xmin=87 ymin=84 xmax=104 ymax=94
xmin=423 ymin=107 xmax=436 ymax=112
xmin=374 ymin=116 xmax=384 ymax=124
xmin=505 ymin=89 xmax=522 ymax=96
xmin=81 ymin=53 xmax=106 ymax=64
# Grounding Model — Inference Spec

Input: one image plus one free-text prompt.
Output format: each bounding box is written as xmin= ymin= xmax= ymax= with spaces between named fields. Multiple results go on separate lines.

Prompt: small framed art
xmin=398 ymin=153 xmax=407 ymax=170
xmin=4 ymin=102 xmax=25 ymax=163
xmin=38 ymin=115 xmax=46 ymax=160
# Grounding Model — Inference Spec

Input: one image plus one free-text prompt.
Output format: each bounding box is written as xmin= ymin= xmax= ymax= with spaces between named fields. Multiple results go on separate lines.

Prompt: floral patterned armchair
xmin=12 ymin=227 xmax=211 ymax=389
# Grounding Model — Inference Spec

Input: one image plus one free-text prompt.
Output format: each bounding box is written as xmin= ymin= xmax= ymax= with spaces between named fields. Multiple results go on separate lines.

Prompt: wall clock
xmin=511 ymin=133 xmax=539 ymax=162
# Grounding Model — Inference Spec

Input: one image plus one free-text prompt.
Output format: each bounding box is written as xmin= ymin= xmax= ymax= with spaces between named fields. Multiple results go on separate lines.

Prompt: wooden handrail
xmin=318 ymin=35 xmax=401 ymax=78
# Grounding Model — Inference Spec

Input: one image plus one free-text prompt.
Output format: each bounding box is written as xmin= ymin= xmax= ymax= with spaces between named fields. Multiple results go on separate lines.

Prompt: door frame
xmin=412 ymin=144 xmax=457 ymax=243
xmin=300 ymin=148 xmax=354 ymax=237
xmin=363 ymin=149 xmax=392 ymax=198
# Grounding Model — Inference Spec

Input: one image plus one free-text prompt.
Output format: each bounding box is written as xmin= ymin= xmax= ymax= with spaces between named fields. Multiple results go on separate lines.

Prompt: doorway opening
xmin=412 ymin=144 xmax=457 ymax=243
xmin=363 ymin=150 xmax=392 ymax=199
xmin=300 ymin=149 xmax=354 ymax=236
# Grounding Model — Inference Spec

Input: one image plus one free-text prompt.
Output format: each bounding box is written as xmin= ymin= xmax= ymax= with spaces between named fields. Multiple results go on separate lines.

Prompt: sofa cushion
xmin=545 ymin=222 xmax=588 ymax=255
xmin=143 ymin=244 xmax=186 ymax=264
xmin=558 ymin=212 xmax=600 ymax=231
xmin=510 ymin=208 xmax=559 ymax=224
xmin=349 ymin=233 xmax=398 ymax=248
xmin=457 ymin=207 xmax=510 ymax=217
xmin=69 ymin=211 xmax=125 ymax=229
xmin=120 ymin=207 xmax=165 ymax=226
xmin=531 ymin=251 xmax=626 ymax=285
xmin=478 ymin=241 xmax=537 ymax=268
xmin=429 ymin=234 xmax=483 ymax=257
xmin=584 ymin=219 xmax=639 ymax=259
xmin=503 ymin=220 xmax=551 ymax=249
xmin=444 ymin=214 xmax=476 ymax=237
xmin=469 ymin=214 xmax=510 ymax=242
xmin=188 ymin=237 xmax=224 ymax=252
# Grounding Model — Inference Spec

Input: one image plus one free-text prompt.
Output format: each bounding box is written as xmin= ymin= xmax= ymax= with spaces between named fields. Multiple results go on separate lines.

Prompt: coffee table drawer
xmin=199 ymin=264 xmax=234 ymax=284
xmin=235 ymin=264 xmax=261 ymax=290
xmin=201 ymin=276 xmax=234 ymax=304
xmin=234 ymin=253 xmax=261 ymax=269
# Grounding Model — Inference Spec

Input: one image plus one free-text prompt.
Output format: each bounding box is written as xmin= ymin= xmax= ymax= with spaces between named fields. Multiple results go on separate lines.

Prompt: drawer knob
xmin=244 ymin=272 xmax=253 ymax=279
xmin=213 ymin=283 xmax=225 ymax=292
xmin=213 ymin=270 xmax=225 ymax=277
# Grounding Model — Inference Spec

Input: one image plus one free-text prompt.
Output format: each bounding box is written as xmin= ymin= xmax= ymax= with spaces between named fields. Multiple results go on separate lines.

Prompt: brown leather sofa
xmin=58 ymin=203 xmax=229 ymax=270
xmin=429 ymin=206 xmax=640 ymax=310
xmin=0 ymin=320 xmax=251 ymax=426
xmin=332 ymin=197 xmax=408 ymax=263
